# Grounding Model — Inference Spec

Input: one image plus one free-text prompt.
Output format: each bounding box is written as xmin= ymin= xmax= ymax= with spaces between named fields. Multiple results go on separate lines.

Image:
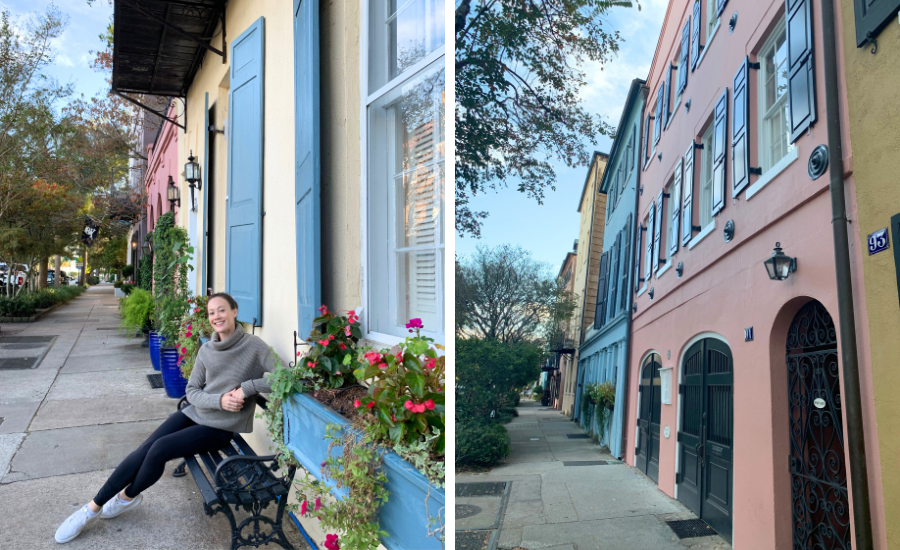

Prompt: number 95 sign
xmin=868 ymin=228 xmax=889 ymax=256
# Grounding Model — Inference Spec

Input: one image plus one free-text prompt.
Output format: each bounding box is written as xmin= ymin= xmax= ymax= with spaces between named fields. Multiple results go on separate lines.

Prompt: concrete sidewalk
xmin=0 ymin=285 xmax=311 ymax=550
xmin=456 ymin=400 xmax=730 ymax=550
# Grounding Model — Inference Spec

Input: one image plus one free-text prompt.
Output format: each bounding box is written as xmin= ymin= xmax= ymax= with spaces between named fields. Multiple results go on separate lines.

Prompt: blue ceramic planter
xmin=160 ymin=346 xmax=187 ymax=399
xmin=148 ymin=331 xmax=165 ymax=371
xmin=283 ymin=394 xmax=444 ymax=550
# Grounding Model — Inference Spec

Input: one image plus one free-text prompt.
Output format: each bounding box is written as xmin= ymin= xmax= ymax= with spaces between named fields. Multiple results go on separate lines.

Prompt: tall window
xmin=707 ymin=0 xmax=718 ymax=36
xmin=700 ymin=125 xmax=714 ymax=228
xmin=758 ymin=18 xmax=794 ymax=173
xmin=666 ymin=179 xmax=677 ymax=262
xmin=367 ymin=0 xmax=445 ymax=342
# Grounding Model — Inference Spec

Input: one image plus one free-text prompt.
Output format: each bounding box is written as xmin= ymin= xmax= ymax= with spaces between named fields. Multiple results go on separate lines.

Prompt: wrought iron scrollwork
xmin=786 ymin=301 xmax=849 ymax=550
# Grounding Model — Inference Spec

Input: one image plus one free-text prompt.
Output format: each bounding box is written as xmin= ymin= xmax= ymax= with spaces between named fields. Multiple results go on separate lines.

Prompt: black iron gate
xmin=786 ymin=301 xmax=850 ymax=549
xmin=636 ymin=353 xmax=661 ymax=483
xmin=677 ymin=338 xmax=733 ymax=543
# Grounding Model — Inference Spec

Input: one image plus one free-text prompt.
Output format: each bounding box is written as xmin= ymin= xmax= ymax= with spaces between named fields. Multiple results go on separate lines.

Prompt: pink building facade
xmin=625 ymin=0 xmax=884 ymax=548
xmin=145 ymin=101 xmax=179 ymax=233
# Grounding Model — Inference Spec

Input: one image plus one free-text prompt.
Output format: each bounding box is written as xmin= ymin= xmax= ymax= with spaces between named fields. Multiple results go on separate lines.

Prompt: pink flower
xmin=186 ymin=324 xmax=192 ymax=329
xmin=367 ymin=401 xmax=375 ymax=409
xmin=335 ymin=371 xmax=341 ymax=375
xmin=297 ymin=351 xmax=302 ymax=357
xmin=404 ymin=400 xmax=414 ymax=411
xmin=378 ymin=363 xmax=387 ymax=369
xmin=354 ymin=399 xmax=361 ymax=408
xmin=318 ymin=305 xmax=329 ymax=315
xmin=300 ymin=500 xmax=308 ymax=516
xmin=344 ymin=328 xmax=351 ymax=337
xmin=425 ymin=358 xmax=437 ymax=369
xmin=324 ymin=534 xmax=340 ymax=550
xmin=339 ymin=343 xmax=347 ymax=350
xmin=308 ymin=361 xmax=315 ymax=368
xmin=321 ymin=461 xmax=326 ymax=467
xmin=425 ymin=399 xmax=435 ymax=410
xmin=405 ymin=318 xmax=423 ymax=330
xmin=328 ymin=334 xmax=335 ymax=341
xmin=318 ymin=339 xmax=329 ymax=347
xmin=193 ymin=308 xmax=200 ymax=313
xmin=414 ymin=403 xmax=426 ymax=413
xmin=391 ymin=413 xmax=396 ymax=422
xmin=181 ymin=346 xmax=187 ymax=354
xmin=314 ymin=497 xmax=322 ymax=511
xmin=185 ymin=331 xmax=192 ymax=337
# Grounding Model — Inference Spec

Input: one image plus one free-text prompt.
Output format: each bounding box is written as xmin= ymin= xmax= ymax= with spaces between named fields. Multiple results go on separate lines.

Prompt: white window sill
xmin=637 ymin=283 xmax=647 ymax=297
xmin=746 ymin=147 xmax=799 ymax=200
xmin=656 ymin=261 xmax=673 ymax=279
xmin=665 ymin=98 xmax=681 ymax=131
xmin=696 ymin=22 xmax=720 ymax=70
xmin=688 ymin=220 xmax=716 ymax=249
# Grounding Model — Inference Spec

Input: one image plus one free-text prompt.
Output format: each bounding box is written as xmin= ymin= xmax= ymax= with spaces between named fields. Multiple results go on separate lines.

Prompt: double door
xmin=635 ymin=353 xmax=661 ymax=483
xmin=677 ymin=339 xmax=733 ymax=543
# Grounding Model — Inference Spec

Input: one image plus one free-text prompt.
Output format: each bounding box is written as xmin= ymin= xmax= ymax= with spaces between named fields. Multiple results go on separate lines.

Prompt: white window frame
xmin=666 ymin=179 xmax=677 ymax=263
xmin=699 ymin=124 xmax=714 ymax=229
xmin=360 ymin=0 xmax=446 ymax=347
xmin=757 ymin=16 xmax=793 ymax=175
xmin=707 ymin=0 xmax=719 ymax=39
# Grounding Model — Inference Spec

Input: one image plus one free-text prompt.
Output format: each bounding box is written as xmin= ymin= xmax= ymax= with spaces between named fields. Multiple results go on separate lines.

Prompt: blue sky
xmin=455 ymin=0 xmax=668 ymax=268
xmin=0 ymin=0 xmax=113 ymax=101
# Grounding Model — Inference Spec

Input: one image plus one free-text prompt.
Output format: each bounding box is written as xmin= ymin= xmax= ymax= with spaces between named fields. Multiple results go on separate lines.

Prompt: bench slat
xmin=184 ymin=456 xmax=219 ymax=506
xmin=231 ymin=434 xmax=256 ymax=456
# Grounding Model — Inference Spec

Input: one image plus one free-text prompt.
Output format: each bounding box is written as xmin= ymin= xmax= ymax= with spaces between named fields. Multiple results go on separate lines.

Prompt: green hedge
xmin=86 ymin=275 xmax=100 ymax=285
xmin=0 ymin=286 xmax=85 ymax=317
xmin=456 ymin=423 xmax=511 ymax=467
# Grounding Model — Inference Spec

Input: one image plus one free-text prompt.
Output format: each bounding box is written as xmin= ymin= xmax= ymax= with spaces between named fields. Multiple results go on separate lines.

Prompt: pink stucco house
xmin=145 ymin=101 xmax=179 ymax=233
xmin=625 ymin=0 xmax=883 ymax=547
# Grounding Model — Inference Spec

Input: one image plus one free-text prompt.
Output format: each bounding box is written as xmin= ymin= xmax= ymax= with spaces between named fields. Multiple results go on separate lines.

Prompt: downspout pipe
xmin=820 ymin=0 xmax=873 ymax=547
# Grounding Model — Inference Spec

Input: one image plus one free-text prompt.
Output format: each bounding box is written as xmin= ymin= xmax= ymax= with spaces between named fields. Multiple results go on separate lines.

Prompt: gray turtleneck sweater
xmin=182 ymin=324 xmax=277 ymax=433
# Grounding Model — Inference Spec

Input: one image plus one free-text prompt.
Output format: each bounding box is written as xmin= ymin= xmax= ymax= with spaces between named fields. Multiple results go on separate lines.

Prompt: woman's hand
xmin=220 ymin=388 xmax=245 ymax=412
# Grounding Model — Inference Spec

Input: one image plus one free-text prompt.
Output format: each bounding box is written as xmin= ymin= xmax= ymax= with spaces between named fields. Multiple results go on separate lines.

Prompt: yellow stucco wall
xmin=839 ymin=1 xmax=900 ymax=545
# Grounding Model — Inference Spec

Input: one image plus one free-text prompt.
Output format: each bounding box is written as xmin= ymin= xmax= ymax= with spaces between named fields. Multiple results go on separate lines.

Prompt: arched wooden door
xmin=635 ymin=353 xmax=661 ymax=483
xmin=786 ymin=301 xmax=849 ymax=549
xmin=677 ymin=338 xmax=733 ymax=543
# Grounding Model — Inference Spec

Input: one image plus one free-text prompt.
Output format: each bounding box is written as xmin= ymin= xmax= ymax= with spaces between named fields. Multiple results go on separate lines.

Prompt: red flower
xmin=185 ymin=331 xmax=192 ymax=337
xmin=339 ymin=343 xmax=347 ymax=350
xmin=297 ymin=351 xmax=302 ymax=356
xmin=378 ymin=363 xmax=387 ymax=369
xmin=414 ymin=403 xmax=426 ymax=413
xmin=314 ymin=497 xmax=322 ymax=511
xmin=425 ymin=358 xmax=437 ymax=369
xmin=405 ymin=318 xmax=423 ymax=330
xmin=425 ymin=399 xmax=435 ymax=410
xmin=324 ymin=534 xmax=340 ymax=550
xmin=367 ymin=401 xmax=375 ymax=409
xmin=181 ymin=346 xmax=187 ymax=354
xmin=318 ymin=339 xmax=329 ymax=347
xmin=328 ymin=334 xmax=335 ymax=340
xmin=404 ymin=400 xmax=414 ymax=411
xmin=300 ymin=500 xmax=308 ymax=516
xmin=354 ymin=399 xmax=361 ymax=408
xmin=308 ymin=361 xmax=315 ymax=368
xmin=186 ymin=324 xmax=192 ymax=329
xmin=318 ymin=305 xmax=329 ymax=315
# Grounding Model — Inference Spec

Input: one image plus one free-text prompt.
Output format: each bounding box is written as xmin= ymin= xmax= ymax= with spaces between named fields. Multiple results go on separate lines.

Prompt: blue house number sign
xmin=868 ymin=228 xmax=889 ymax=256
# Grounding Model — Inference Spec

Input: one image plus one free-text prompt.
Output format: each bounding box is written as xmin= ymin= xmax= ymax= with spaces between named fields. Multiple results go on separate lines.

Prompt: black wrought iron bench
xmin=172 ymin=396 xmax=296 ymax=550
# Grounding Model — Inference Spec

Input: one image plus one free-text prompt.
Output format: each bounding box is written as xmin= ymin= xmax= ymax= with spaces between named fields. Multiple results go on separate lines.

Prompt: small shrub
xmin=113 ymin=280 xmax=123 ymax=288
xmin=86 ymin=275 xmax=100 ymax=285
xmin=122 ymin=265 xmax=134 ymax=278
xmin=120 ymin=289 xmax=153 ymax=335
xmin=456 ymin=422 xmax=510 ymax=467
xmin=121 ymin=283 xmax=134 ymax=295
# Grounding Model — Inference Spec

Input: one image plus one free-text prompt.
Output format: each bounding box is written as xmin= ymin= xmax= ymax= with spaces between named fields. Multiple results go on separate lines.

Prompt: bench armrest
xmin=214 ymin=454 xmax=295 ymax=492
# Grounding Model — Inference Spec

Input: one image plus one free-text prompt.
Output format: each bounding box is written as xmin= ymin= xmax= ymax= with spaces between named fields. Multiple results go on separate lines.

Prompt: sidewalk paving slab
xmin=29 ymin=394 xmax=172 ymax=431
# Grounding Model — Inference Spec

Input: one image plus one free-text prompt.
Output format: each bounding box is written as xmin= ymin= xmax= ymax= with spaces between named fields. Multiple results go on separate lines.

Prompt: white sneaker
xmin=100 ymin=493 xmax=143 ymax=519
xmin=55 ymin=505 xmax=100 ymax=543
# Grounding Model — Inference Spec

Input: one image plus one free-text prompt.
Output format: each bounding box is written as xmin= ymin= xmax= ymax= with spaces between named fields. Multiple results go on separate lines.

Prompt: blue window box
xmin=283 ymin=393 xmax=444 ymax=550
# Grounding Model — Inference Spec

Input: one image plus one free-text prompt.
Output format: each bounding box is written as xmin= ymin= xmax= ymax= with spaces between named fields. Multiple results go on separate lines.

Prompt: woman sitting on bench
xmin=55 ymin=292 xmax=277 ymax=544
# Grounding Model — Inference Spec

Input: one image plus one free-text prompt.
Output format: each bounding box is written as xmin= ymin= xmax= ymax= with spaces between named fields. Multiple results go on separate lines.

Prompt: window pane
xmin=396 ymin=249 xmax=440 ymax=330
xmin=700 ymin=128 xmax=714 ymax=227
xmin=369 ymin=0 xmax=445 ymax=91
xmin=396 ymin=166 xmax=441 ymax=249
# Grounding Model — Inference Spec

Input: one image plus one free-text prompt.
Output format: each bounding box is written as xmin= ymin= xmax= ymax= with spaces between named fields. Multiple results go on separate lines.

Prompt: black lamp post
xmin=764 ymin=242 xmax=797 ymax=281
xmin=185 ymin=150 xmax=201 ymax=211
xmin=167 ymin=175 xmax=180 ymax=210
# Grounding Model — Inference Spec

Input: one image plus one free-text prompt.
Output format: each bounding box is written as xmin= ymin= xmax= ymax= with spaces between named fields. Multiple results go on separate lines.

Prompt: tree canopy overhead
xmin=455 ymin=0 xmax=638 ymax=237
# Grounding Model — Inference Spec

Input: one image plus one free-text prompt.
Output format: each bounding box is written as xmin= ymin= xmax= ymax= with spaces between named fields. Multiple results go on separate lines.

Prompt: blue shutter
xmin=690 ymin=0 xmax=702 ymax=71
xmin=732 ymin=58 xmax=750 ymax=196
xmin=294 ymin=0 xmax=321 ymax=335
xmin=226 ymin=17 xmax=265 ymax=325
xmin=678 ymin=18 xmax=690 ymax=94
xmin=202 ymin=92 xmax=209 ymax=295
xmin=786 ymin=0 xmax=817 ymax=142
xmin=712 ymin=90 xmax=728 ymax=217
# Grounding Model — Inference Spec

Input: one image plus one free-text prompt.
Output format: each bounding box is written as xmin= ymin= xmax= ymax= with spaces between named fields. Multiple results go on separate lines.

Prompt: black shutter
xmin=664 ymin=66 xmax=673 ymax=128
xmin=608 ymin=234 xmax=620 ymax=320
xmin=691 ymin=0 xmax=703 ymax=71
xmin=653 ymin=190 xmax=664 ymax=273
xmin=645 ymin=202 xmax=655 ymax=281
xmin=621 ymin=214 xmax=632 ymax=311
xmin=634 ymin=218 xmax=643 ymax=294
xmin=712 ymin=89 xmax=728 ymax=217
xmin=670 ymin=158 xmax=683 ymax=256
xmin=732 ymin=57 xmax=750 ymax=196
xmin=644 ymin=113 xmax=652 ymax=164
xmin=630 ymin=126 xmax=637 ymax=172
xmin=595 ymin=251 xmax=610 ymax=328
xmin=678 ymin=18 xmax=690 ymax=94
xmin=717 ymin=0 xmax=729 ymax=17
xmin=682 ymin=141 xmax=696 ymax=245
xmin=786 ymin=0 xmax=817 ymax=143
xmin=854 ymin=0 xmax=900 ymax=47
xmin=654 ymin=85 xmax=664 ymax=146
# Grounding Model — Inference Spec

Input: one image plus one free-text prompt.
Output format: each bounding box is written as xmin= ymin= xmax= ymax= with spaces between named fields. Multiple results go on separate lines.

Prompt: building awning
xmin=112 ymin=0 xmax=227 ymax=98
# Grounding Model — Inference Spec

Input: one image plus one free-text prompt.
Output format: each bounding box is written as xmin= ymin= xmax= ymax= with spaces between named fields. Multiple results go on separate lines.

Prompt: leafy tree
xmin=456 ymin=244 xmax=577 ymax=343
xmin=455 ymin=0 xmax=636 ymax=237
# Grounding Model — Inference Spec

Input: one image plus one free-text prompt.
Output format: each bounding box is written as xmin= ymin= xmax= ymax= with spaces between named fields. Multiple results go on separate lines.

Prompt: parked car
xmin=0 ymin=263 xmax=26 ymax=288
xmin=47 ymin=269 xmax=70 ymax=286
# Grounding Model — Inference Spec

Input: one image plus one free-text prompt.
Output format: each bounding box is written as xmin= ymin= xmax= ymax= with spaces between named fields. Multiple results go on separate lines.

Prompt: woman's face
xmin=208 ymin=297 xmax=237 ymax=335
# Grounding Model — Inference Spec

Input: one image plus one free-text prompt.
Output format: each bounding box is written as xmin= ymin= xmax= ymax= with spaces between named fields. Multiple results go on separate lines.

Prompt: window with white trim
xmin=700 ymin=124 xmax=714 ymax=228
xmin=366 ymin=0 xmax=445 ymax=342
xmin=758 ymin=17 xmax=794 ymax=174
xmin=707 ymin=0 xmax=718 ymax=37
xmin=666 ymin=178 xmax=677 ymax=263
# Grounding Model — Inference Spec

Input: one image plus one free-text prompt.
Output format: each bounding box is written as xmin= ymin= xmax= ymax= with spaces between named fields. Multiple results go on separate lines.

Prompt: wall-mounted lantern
xmin=185 ymin=150 xmax=201 ymax=211
xmin=167 ymin=175 xmax=180 ymax=210
xmin=763 ymin=242 xmax=797 ymax=281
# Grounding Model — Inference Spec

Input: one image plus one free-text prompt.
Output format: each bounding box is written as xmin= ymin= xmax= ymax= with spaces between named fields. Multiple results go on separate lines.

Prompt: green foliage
xmin=352 ymin=324 xmax=446 ymax=456
xmin=121 ymin=282 xmax=134 ymax=295
xmin=86 ymin=275 xmax=99 ymax=285
xmin=583 ymin=381 xmax=616 ymax=442
xmin=455 ymin=0 xmax=631 ymax=236
xmin=113 ymin=280 xmax=122 ymax=288
xmin=295 ymin=307 xmax=362 ymax=390
xmin=121 ymin=265 xmax=134 ymax=278
xmin=138 ymin=247 xmax=152 ymax=291
xmin=119 ymin=288 xmax=153 ymax=335
xmin=151 ymin=212 xmax=193 ymax=341
xmin=175 ymin=295 xmax=213 ymax=380
xmin=0 ymin=285 xmax=84 ymax=317
xmin=456 ymin=422 xmax=511 ymax=467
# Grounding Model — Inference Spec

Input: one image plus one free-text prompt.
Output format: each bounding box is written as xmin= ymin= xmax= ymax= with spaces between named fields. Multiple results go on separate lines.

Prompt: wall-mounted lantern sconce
xmin=142 ymin=233 xmax=152 ymax=255
xmin=764 ymin=242 xmax=797 ymax=281
xmin=167 ymin=175 xmax=180 ymax=210
xmin=131 ymin=241 xmax=138 ymax=251
xmin=185 ymin=150 xmax=201 ymax=211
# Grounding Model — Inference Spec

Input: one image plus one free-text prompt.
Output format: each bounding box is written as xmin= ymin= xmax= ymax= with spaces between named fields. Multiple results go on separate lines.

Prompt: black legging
xmin=93 ymin=411 xmax=232 ymax=506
